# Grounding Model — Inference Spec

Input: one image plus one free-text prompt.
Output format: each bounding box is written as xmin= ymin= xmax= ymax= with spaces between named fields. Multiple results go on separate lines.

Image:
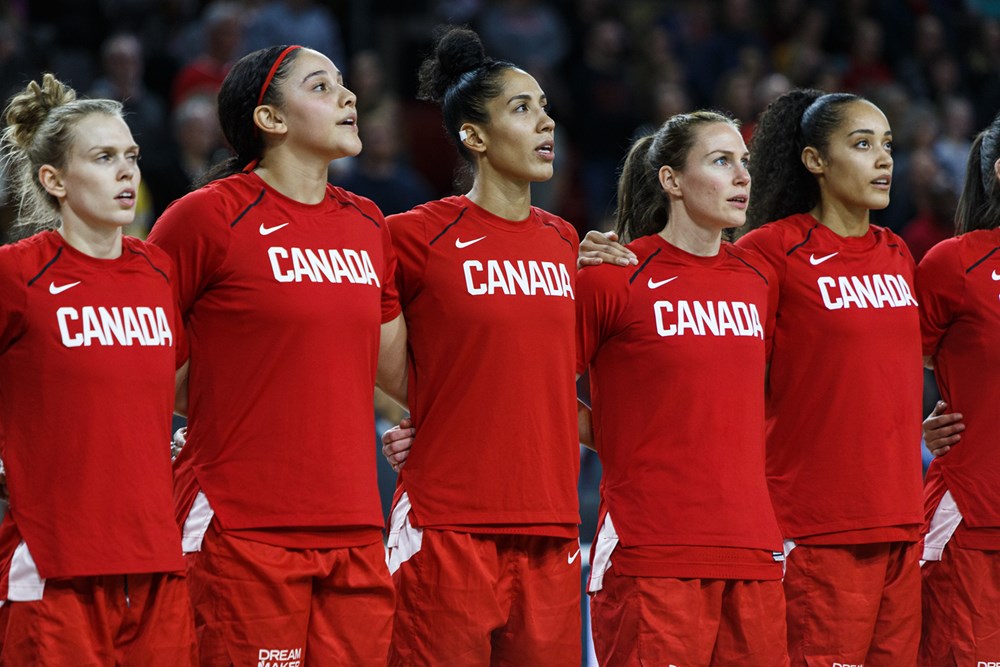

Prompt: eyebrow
xmin=848 ymin=129 xmax=892 ymax=137
xmin=706 ymin=149 xmax=749 ymax=158
xmin=507 ymin=93 xmax=546 ymax=104
xmin=302 ymin=69 xmax=338 ymax=84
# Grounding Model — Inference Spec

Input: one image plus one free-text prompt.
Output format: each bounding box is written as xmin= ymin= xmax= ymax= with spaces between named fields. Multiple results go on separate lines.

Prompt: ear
xmin=658 ymin=165 xmax=681 ymax=198
xmin=38 ymin=164 xmax=66 ymax=200
xmin=801 ymin=146 xmax=825 ymax=175
xmin=993 ymin=157 xmax=1000 ymax=188
xmin=459 ymin=123 xmax=486 ymax=154
xmin=253 ymin=104 xmax=287 ymax=137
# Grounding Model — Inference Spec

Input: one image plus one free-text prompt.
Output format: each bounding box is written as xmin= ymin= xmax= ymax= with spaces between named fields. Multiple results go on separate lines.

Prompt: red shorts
xmin=0 ymin=572 xmax=195 ymax=666
xmin=784 ymin=541 xmax=920 ymax=666
xmin=388 ymin=527 xmax=581 ymax=667
xmin=920 ymin=542 xmax=1000 ymax=666
xmin=187 ymin=523 xmax=394 ymax=667
xmin=590 ymin=564 xmax=787 ymax=666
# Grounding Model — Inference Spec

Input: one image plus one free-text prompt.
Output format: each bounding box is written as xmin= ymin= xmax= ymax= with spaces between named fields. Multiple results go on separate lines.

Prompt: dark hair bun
xmin=418 ymin=27 xmax=489 ymax=102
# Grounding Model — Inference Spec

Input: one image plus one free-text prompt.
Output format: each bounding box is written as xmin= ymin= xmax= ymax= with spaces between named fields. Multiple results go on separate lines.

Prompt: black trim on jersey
xmin=128 ymin=248 xmax=170 ymax=283
xmin=229 ymin=188 xmax=266 ymax=228
xmin=541 ymin=220 xmax=575 ymax=249
xmin=26 ymin=247 xmax=63 ymax=286
xmin=429 ymin=208 xmax=467 ymax=246
xmin=334 ymin=197 xmax=381 ymax=228
xmin=628 ymin=249 xmax=661 ymax=284
xmin=965 ymin=246 xmax=1000 ymax=274
xmin=786 ymin=223 xmax=819 ymax=256
xmin=724 ymin=247 xmax=769 ymax=284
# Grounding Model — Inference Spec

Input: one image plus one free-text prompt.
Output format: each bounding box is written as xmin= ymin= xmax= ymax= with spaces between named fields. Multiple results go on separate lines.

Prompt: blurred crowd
xmin=2 ymin=0 xmax=998 ymax=259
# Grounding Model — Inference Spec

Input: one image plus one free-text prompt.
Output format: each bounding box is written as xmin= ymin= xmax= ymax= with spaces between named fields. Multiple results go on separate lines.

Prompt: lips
xmin=871 ymin=176 xmax=891 ymax=188
xmin=727 ymin=194 xmax=749 ymax=208
xmin=535 ymin=140 xmax=555 ymax=161
xmin=338 ymin=114 xmax=357 ymax=128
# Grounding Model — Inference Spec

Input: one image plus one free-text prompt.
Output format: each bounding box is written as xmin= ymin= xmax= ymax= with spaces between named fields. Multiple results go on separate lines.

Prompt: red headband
xmin=257 ymin=45 xmax=302 ymax=106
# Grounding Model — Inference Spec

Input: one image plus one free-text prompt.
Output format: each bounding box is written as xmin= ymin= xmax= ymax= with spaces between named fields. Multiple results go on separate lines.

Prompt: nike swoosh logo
xmin=647 ymin=276 xmax=678 ymax=289
xmin=259 ymin=222 xmax=289 ymax=236
xmin=992 ymin=270 xmax=1000 ymax=281
xmin=809 ymin=252 xmax=838 ymax=265
xmin=455 ymin=236 xmax=486 ymax=248
xmin=49 ymin=281 xmax=81 ymax=294
xmin=567 ymin=548 xmax=581 ymax=565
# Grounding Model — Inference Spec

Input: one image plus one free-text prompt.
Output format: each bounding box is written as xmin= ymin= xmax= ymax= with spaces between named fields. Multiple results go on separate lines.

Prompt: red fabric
xmin=1 ymin=573 xmax=195 ymax=666
xmin=386 ymin=196 xmax=579 ymax=530
xmin=784 ymin=542 xmax=921 ymax=666
xmin=576 ymin=235 xmax=782 ymax=558
xmin=0 ymin=231 xmax=183 ymax=578
xmin=917 ymin=228 xmax=1000 ymax=532
xmin=187 ymin=522 xmax=393 ymax=667
xmin=148 ymin=173 xmax=399 ymax=536
xmin=388 ymin=528 xmax=581 ymax=667
xmin=920 ymin=542 xmax=1000 ymax=666
xmin=590 ymin=565 xmax=788 ymax=666
xmin=737 ymin=214 xmax=924 ymax=540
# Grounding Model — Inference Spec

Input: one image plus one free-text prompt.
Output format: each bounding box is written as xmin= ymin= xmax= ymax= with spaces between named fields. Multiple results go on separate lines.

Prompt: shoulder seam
xmin=628 ymin=248 xmax=660 ymax=284
xmin=26 ymin=247 xmax=63 ymax=286
xmin=230 ymin=188 xmax=267 ymax=228
xmin=429 ymin=208 xmax=467 ymax=246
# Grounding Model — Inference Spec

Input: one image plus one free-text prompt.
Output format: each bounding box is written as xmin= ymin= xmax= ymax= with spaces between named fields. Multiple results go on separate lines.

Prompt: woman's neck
xmin=466 ymin=172 xmax=533 ymax=221
xmin=658 ymin=213 xmax=723 ymax=257
xmin=811 ymin=199 xmax=871 ymax=237
xmin=254 ymin=151 xmax=332 ymax=204
xmin=58 ymin=221 xmax=123 ymax=259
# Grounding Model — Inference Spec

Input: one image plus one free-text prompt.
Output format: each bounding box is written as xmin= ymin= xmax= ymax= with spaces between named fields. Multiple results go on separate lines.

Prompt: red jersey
xmin=737 ymin=214 xmax=923 ymax=541
xmin=387 ymin=196 xmax=580 ymax=531
xmin=148 ymin=172 xmax=400 ymax=536
xmin=917 ymin=228 xmax=1000 ymax=540
xmin=0 ymin=231 xmax=184 ymax=578
xmin=577 ymin=235 xmax=783 ymax=579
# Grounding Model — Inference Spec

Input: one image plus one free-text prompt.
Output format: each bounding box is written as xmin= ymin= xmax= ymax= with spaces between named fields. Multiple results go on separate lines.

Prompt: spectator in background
xmin=90 ymin=33 xmax=168 ymax=155
xmin=478 ymin=0 xmax=569 ymax=79
xmin=569 ymin=17 xmax=640 ymax=230
xmin=333 ymin=105 xmax=433 ymax=216
xmin=966 ymin=18 xmax=1000 ymax=127
xmin=143 ymin=93 xmax=225 ymax=218
xmin=242 ymin=0 xmax=344 ymax=68
xmin=895 ymin=14 xmax=949 ymax=102
xmin=169 ymin=1 xmax=243 ymax=108
xmin=841 ymin=18 xmax=895 ymax=95
xmin=934 ymin=95 xmax=975 ymax=195
xmin=901 ymin=169 xmax=958 ymax=263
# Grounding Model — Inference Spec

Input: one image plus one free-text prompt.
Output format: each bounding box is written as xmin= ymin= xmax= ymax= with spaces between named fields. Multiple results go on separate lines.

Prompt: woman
xmin=0 ymin=74 xmax=194 ymax=664
xmin=147 ymin=45 xmax=407 ymax=666
xmin=735 ymin=89 xmax=924 ymax=665
xmin=382 ymin=27 xmax=582 ymax=665
xmin=578 ymin=111 xmax=788 ymax=666
xmin=584 ymin=88 xmax=925 ymax=663
xmin=916 ymin=111 xmax=1000 ymax=666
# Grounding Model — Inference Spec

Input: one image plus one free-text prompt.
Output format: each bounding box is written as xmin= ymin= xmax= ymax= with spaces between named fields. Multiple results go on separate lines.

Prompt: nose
xmin=342 ymin=84 xmax=357 ymax=108
xmin=734 ymin=161 xmax=750 ymax=185
xmin=540 ymin=108 xmax=555 ymax=134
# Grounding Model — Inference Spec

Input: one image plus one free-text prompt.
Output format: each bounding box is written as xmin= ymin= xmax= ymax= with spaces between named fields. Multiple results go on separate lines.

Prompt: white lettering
xmin=654 ymin=300 xmax=763 ymax=339
xmin=56 ymin=307 xmax=174 ymax=348
xmin=462 ymin=259 xmax=575 ymax=298
xmin=817 ymin=274 xmax=917 ymax=310
xmin=268 ymin=247 xmax=381 ymax=286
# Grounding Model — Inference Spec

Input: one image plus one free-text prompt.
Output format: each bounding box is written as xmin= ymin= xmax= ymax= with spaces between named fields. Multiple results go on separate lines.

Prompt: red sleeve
xmin=575 ymin=264 xmax=629 ymax=375
xmin=147 ymin=188 xmax=231 ymax=316
xmin=376 ymin=210 xmax=402 ymax=323
xmin=915 ymin=238 xmax=964 ymax=359
xmin=0 ymin=246 xmax=27 ymax=355
xmin=386 ymin=210 xmax=430 ymax=307
xmin=735 ymin=226 xmax=786 ymax=282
